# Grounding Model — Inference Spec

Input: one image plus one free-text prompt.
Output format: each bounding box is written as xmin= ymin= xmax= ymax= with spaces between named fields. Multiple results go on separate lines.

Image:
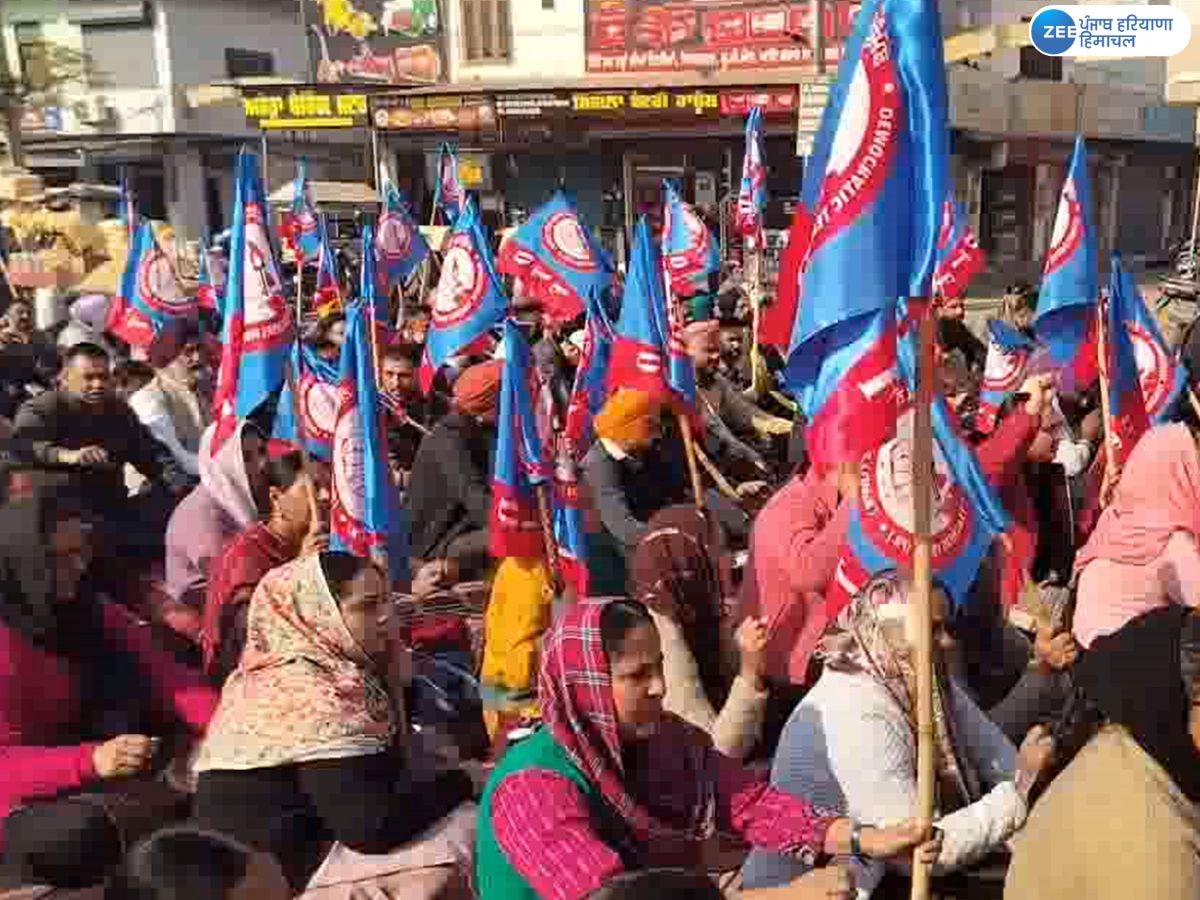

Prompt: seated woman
xmin=103 ymin=827 xmax=291 ymax=900
xmin=631 ymin=505 xmax=767 ymax=760
xmin=0 ymin=491 xmax=218 ymax=852
xmin=1005 ymin=606 xmax=1200 ymax=899
xmin=194 ymin=552 xmax=475 ymax=894
xmin=163 ymin=421 xmax=272 ymax=642
xmin=201 ymin=449 xmax=331 ymax=682
xmin=475 ymin=598 xmax=932 ymax=900
xmin=1073 ymin=423 xmax=1200 ymax=650
xmin=742 ymin=572 xmax=1054 ymax=897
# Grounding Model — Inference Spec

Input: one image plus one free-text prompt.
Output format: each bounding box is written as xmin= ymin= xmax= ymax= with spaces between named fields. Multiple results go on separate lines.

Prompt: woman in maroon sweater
xmin=0 ymin=490 xmax=218 ymax=853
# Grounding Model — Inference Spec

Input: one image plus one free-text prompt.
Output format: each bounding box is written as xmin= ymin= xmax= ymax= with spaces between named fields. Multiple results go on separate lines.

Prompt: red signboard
xmin=586 ymin=0 xmax=859 ymax=74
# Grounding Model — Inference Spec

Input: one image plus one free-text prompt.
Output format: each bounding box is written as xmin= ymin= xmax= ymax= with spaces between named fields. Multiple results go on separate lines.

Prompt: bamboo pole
xmin=748 ymin=241 xmax=767 ymax=398
xmin=695 ymin=444 xmax=740 ymax=501
xmin=1095 ymin=296 xmax=1118 ymax=486
xmin=678 ymin=413 xmax=707 ymax=510
xmin=909 ymin=308 xmax=936 ymax=900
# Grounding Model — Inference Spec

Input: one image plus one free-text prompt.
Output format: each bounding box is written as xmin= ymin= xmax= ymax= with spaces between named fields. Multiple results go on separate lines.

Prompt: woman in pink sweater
xmin=0 ymin=490 xmax=218 ymax=855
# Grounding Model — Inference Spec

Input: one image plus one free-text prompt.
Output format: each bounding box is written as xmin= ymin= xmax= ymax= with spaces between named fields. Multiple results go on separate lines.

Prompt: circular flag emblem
xmin=1045 ymin=181 xmax=1082 ymax=274
xmin=860 ymin=413 xmax=971 ymax=568
xmin=981 ymin=346 xmax=1029 ymax=393
xmin=541 ymin=211 xmax=597 ymax=273
xmin=807 ymin=9 xmax=902 ymax=255
xmin=1128 ymin=321 xmax=1175 ymax=417
xmin=432 ymin=237 xmax=487 ymax=327
xmin=137 ymin=246 xmax=191 ymax=316
xmin=332 ymin=397 xmax=366 ymax=524
xmin=300 ymin=376 xmax=340 ymax=444
xmin=376 ymin=211 xmax=413 ymax=264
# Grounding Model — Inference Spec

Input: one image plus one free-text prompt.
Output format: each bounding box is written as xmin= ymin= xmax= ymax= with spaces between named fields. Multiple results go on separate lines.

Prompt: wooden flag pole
xmin=909 ymin=306 xmax=937 ymax=900
xmin=1095 ymin=297 xmax=1118 ymax=488
xmin=748 ymin=239 xmax=767 ymax=398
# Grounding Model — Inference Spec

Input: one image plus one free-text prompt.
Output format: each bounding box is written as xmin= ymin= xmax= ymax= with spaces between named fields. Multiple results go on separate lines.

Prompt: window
xmin=542 ymin=0 xmax=554 ymax=9
xmin=460 ymin=0 xmax=512 ymax=62
xmin=81 ymin=21 xmax=159 ymax=89
xmin=1019 ymin=45 xmax=1062 ymax=81
xmin=225 ymin=48 xmax=275 ymax=79
xmin=14 ymin=22 xmax=51 ymax=91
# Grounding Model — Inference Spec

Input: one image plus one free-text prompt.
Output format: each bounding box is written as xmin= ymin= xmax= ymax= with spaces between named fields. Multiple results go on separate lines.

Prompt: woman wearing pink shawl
xmin=162 ymin=421 xmax=271 ymax=641
xmin=1072 ymin=423 xmax=1200 ymax=649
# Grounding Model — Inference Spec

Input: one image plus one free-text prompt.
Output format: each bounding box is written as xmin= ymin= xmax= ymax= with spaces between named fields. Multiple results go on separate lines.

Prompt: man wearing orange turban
xmin=408 ymin=360 xmax=504 ymax=579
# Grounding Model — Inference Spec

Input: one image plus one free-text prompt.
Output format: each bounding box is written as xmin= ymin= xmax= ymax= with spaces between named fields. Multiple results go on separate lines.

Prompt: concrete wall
xmin=446 ymin=0 xmax=586 ymax=85
xmin=160 ymin=0 xmax=307 ymax=87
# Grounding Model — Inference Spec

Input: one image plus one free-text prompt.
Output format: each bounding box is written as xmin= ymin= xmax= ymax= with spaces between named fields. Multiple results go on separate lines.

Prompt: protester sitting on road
xmin=201 ymin=448 xmax=331 ymax=682
xmin=195 ymin=552 xmax=475 ymax=893
xmin=743 ymin=572 xmax=1053 ymax=897
xmin=1005 ymin=606 xmax=1200 ymax=900
xmin=162 ymin=420 xmax=271 ymax=642
xmin=476 ymin=598 xmax=933 ymax=900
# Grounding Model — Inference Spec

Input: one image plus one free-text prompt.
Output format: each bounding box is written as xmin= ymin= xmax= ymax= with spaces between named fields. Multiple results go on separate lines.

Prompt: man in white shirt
xmin=128 ymin=324 xmax=211 ymax=478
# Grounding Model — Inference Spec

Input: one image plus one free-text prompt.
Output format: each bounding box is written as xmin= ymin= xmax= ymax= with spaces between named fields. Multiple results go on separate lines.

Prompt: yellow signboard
xmin=242 ymin=87 xmax=371 ymax=130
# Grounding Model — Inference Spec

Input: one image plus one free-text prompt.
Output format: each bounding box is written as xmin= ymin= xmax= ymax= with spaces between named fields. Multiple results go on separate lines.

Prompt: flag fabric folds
xmin=313 ymin=215 xmax=343 ymax=319
xmin=497 ymin=191 xmax=612 ymax=323
xmin=197 ymin=240 xmax=220 ymax=313
xmin=828 ymin=328 xmax=1011 ymax=614
xmin=376 ymin=181 xmax=429 ymax=291
xmin=330 ymin=228 xmax=391 ymax=557
xmin=735 ymin=107 xmax=768 ymax=247
xmin=106 ymin=220 xmax=197 ymax=349
xmin=282 ymin=159 xmax=321 ymax=263
xmin=609 ymin=217 xmax=695 ymax=407
xmin=490 ymin=319 xmax=550 ymax=560
xmin=933 ymin=200 xmax=986 ymax=300
xmin=1108 ymin=253 xmax=1185 ymax=429
xmin=565 ymin=293 xmax=616 ymax=451
xmin=420 ymin=198 xmax=508 ymax=391
xmin=1103 ymin=254 xmax=1157 ymax=464
xmin=272 ymin=341 xmax=341 ymax=461
xmin=211 ymin=150 xmax=295 ymax=449
xmin=1034 ymin=135 xmax=1099 ymax=387
xmin=758 ymin=202 xmax=812 ymax=351
xmin=974 ymin=319 xmax=1034 ymax=435
xmin=781 ymin=0 xmax=950 ymax=468
xmin=662 ymin=180 xmax=720 ymax=298
xmin=552 ymin=444 xmax=589 ymax=598
xmin=435 ymin=143 xmax=465 ymax=225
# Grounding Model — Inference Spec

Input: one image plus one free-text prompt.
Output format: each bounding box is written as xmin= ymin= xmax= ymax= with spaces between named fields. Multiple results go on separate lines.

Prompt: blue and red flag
xmin=376 ymin=181 xmax=429 ymax=291
xmin=552 ymin=443 xmax=589 ymax=598
xmin=781 ymin=0 xmax=950 ymax=469
xmin=313 ymin=215 xmax=343 ymax=319
xmin=565 ymin=292 xmax=616 ymax=452
xmin=1034 ymin=135 xmax=1099 ymax=389
xmin=662 ymin=180 xmax=720 ymax=298
xmin=828 ymin=328 xmax=1011 ymax=614
xmin=330 ymin=227 xmax=392 ymax=557
xmin=272 ymin=341 xmax=341 ymax=461
xmin=758 ymin=202 xmax=812 ymax=351
xmin=1103 ymin=254 xmax=1153 ymax=464
xmin=491 ymin=319 xmax=551 ymax=560
xmin=610 ymin=217 xmax=695 ymax=407
xmin=497 ymin=191 xmax=612 ymax=323
xmin=282 ymin=159 xmax=321 ymax=263
xmin=106 ymin=220 xmax=197 ymax=350
xmin=933 ymin=199 xmax=986 ymax=300
xmin=419 ymin=198 xmax=508 ymax=392
xmin=211 ymin=150 xmax=295 ymax=449
xmin=974 ymin=319 xmax=1034 ymax=435
xmin=435 ymin=143 xmax=465 ymax=225
xmin=735 ymin=107 xmax=768 ymax=247
xmin=1108 ymin=253 xmax=1185 ymax=429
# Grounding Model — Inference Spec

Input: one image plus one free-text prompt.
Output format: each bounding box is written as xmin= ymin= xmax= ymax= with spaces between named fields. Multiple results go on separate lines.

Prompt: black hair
xmin=1180 ymin=612 xmax=1200 ymax=702
xmin=584 ymin=869 xmax=722 ymax=900
xmin=314 ymin=313 xmax=346 ymax=343
xmin=113 ymin=360 xmax=155 ymax=391
xmin=382 ymin=342 xmax=420 ymax=366
xmin=599 ymin=599 xmax=655 ymax=659
xmin=318 ymin=550 xmax=378 ymax=602
xmin=64 ymin=341 xmax=111 ymax=366
xmin=268 ymin=450 xmax=305 ymax=491
xmin=102 ymin=827 xmax=254 ymax=900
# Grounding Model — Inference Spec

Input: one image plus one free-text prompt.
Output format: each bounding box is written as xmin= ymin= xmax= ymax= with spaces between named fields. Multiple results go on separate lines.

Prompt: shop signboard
xmin=564 ymin=86 xmax=797 ymax=121
xmin=585 ymin=0 xmax=859 ymax=74
xmin=306 ymin=0 xmax=445 ymax=84
xmin=372 ymin=93 xmax=497 ymax=131
xmin=242 ymin=85 xmax=373 ymax=129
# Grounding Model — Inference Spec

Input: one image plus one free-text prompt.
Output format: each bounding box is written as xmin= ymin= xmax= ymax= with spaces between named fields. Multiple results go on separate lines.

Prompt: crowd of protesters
xmin=1 ymin=245 xmax=1200 ymax=900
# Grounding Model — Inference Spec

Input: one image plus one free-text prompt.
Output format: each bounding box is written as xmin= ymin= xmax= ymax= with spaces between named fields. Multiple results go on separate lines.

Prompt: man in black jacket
xmin=13 ymin=342 xmax=190 ymax=558
xmin=406 ymin=359 xmax=501 ymax=580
